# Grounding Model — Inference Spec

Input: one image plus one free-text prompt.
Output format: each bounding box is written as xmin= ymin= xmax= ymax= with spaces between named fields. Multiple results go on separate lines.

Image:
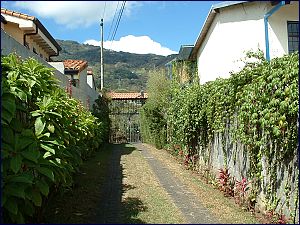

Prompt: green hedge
xmin=1 ymin=54 xmax=107 ymax=223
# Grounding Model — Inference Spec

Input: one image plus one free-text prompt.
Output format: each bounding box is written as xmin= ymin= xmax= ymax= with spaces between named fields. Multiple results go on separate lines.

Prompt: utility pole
xmin=100 ymin=18 xmax=104 ymax=90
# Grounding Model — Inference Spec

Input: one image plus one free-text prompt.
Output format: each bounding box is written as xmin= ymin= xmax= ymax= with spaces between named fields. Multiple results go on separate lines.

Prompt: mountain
xmin=53 ymin=40 xmax=177 ymax=92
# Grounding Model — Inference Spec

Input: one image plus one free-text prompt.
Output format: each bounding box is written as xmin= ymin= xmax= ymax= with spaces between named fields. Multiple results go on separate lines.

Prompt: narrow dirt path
xmin=133 ymin=143 xmax=219 ymax=224
xmin=91 ymin=144 xmax=186 ymax=224
xmin=43 ymin=143 xmax=258 ymax=223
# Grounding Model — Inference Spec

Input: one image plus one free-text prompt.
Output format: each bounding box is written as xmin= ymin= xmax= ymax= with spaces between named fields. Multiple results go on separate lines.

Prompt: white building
xmin=189 ymin=1 xmax=299 ymax=84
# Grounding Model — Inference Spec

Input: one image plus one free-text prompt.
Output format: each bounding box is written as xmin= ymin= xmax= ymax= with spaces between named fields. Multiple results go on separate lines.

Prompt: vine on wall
xmin=141 ymin=51 xmax=299 ymax=220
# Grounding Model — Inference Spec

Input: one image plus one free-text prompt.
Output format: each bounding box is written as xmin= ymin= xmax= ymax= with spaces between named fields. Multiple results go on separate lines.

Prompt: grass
xmin=144 ymin=143 xmax=260 ymax=224
xmin=41 ymin=144 xmax=112 ymax=223
xmin=121 ymin=143 xmax=186 ymax=224
xmin=41 ymin=143 xmax=186 ymax=224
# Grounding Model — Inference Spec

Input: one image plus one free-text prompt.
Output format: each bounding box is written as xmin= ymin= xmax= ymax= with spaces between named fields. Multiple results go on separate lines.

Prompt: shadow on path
xmin=133 ymin=143 xmax=219 ymax=224
xmin=91 ymin=143 xmax=146 ymax=224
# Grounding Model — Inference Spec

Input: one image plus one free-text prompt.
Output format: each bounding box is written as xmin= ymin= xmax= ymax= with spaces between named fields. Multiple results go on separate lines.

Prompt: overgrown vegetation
xmin=1 ymin=54 xmax=109 ymax=223
xmin=140 ymin=51 xmax=299 ymax=223
xmin=140 ymin=69 xmax=171 ymax=148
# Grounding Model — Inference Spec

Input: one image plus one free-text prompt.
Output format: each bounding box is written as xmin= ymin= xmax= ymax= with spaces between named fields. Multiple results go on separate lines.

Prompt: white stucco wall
xmin=49 ymin=62 xmax=65 ymax=74
xmin=268 ymin=1 xmax=299 ymax=58
xmin=197 ymin=1 xmax=299 ymax=84
xmin=87 ymin=74 xmax=94 ymax=89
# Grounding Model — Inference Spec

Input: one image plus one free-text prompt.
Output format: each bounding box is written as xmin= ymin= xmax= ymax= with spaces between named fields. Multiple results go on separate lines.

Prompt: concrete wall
xmin=1 ymin=29 xmax=99 ymax=110
xmin=196 ymin=1 xmax=299 ymax=84
xmin=197 ymin=123 xmax=299 ymax=223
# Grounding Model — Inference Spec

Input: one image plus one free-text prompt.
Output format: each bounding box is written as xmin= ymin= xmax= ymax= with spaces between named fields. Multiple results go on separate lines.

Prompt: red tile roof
xmin=1 ymin=8 xmax=35 ymax=21
xmin=107 ymin=92 xmax=148 ymax=100
xmin=64 ymin=60 xmax=88 ymax=73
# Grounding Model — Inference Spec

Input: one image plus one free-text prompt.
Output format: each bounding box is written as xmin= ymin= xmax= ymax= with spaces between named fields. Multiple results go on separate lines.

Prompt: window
xmin=287 ymin=21 xmax=299 ymax=54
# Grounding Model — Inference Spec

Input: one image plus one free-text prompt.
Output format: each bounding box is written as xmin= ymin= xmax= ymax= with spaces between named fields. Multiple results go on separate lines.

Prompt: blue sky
xmin=2 ymin=1 xmax=222 ymax=55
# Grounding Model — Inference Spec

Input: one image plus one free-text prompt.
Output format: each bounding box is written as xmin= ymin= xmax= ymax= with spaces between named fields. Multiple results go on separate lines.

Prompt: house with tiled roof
xmin=1 ymin=8 xmax=61 ymax=61
xmin=187 ymin=1 xmax=299 ymax=84
xmin=50 ymin=59 xmax=88 ymax=89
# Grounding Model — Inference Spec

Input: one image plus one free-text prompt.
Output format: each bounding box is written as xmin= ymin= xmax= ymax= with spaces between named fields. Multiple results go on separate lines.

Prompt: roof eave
xmin=33 ymin=18 xmax=62 ymax=52
xmin=189 ymin=8 xmax=217 ymax=60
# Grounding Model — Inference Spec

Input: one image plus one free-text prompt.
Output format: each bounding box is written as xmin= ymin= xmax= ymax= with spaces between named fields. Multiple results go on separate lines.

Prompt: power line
xmin=107 ymin=1 xmax=120 ymax=41
xmin=102 ymin=1 xmax=107 ymax=19
xmin=110 ymin=1 xmax=126 ymax=48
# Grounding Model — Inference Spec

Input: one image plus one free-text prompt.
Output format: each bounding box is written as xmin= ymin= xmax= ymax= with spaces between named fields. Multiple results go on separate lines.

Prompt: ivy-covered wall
xmin=171 ymin=60 xmax=198 ymax=84
xmin=141 ymin=51 xmax=299 ymax=223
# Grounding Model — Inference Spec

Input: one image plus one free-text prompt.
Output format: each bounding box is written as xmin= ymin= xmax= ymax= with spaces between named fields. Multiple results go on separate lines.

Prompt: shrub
xmin=1 ymin=54 xmax=106 ymax=223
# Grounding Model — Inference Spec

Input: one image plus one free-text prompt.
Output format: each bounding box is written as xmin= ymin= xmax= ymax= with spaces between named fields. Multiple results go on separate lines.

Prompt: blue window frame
xmin=287 ymin=21 xmax=299 ymax=54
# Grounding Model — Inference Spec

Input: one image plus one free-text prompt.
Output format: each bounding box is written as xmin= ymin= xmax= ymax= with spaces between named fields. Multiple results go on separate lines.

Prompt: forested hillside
xmin=53 ymin=40 xmax=177 ymax=92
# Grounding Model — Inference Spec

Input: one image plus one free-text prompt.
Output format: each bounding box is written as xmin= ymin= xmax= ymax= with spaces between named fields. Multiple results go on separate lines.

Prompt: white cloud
xmin=84 ymin=35 xmax=177 ymax=56
xmin=13 ymin=1 xmax=141 ymax=29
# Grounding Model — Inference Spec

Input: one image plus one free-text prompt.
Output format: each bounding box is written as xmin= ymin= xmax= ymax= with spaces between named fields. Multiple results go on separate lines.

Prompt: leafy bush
xmin=141 ymin=51 xmax=299 ymax=218
xmin=1 ymin=54 xmax=106 ymax=223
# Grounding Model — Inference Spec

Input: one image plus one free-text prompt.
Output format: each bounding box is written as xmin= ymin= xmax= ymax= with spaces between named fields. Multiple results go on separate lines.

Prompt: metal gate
xmin=108 ymin=92 xmax=147 ymax=143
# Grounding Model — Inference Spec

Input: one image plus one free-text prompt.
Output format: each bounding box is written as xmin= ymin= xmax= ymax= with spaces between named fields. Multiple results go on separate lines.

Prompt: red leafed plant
xmin=265 ymin=210 xmax=288 ymax=224
xmin=277 ymin=214 xmax=288 ymax=224
xmin=218 ymin=168 xmax=234 ymax=196
xmin=234 ymin=177 xmax=250 ymax=206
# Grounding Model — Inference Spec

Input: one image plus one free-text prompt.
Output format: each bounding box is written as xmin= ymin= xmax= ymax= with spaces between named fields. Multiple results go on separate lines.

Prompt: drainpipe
xmin=23 ymin=23 xmax=38 ymax=48
xmin=264 ymin=1 xmax=286 ymax=61
xmin=49 ymin=50 xmax=59 ymax=62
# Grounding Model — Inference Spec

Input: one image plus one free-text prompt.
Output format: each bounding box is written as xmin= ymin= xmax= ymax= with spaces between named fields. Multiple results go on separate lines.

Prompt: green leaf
xmin=41 ymin=143 xmax=55 ymax=154
xmin=32 ymin=189 xmax=42 ymax=206
xmin=36 ymin=167 xmax=54 ymax=181
xmin=10 ymin=174 xmax=33 ymax=184
xmin=2 ymin=108 xmax=13 ymax=123
xmin=15 ymin=89 xmax=27 ymax=101
xmin=2 ymin=93 xmax=16 ymax=115
xmin=10 ymin=118 xmax=23 ymax=132
xmin=36 ymin=180 xmax=49 ymax=196
xmin=43 ymin=152 xmax=52 ymax=159
xmin=35 ymin=117 xmax=45 ymax=136
xmin=4 ymin=184 xmax=26 ymax=199
xmin=21 ymin=143 xmax=40 ymax=163
xmin=16 ymin=134 xmax=35 ymax=151
xmin=4 ymin=198 xmax=18 ymax=215
xmin=10 ymin=154 xmax=22 ymax=174
xmin=47 ymin=111 xmax=62 ymax=117
xmin=28 ymin=79 xmax=36 ymax=88
xmin=47 ymin=124 xmax=55 ymax=133
xmin=2 ymin=125 xmax=14 ymax=145
xmin=31 ymin=111 xmax=42 ymax=117
xmin=23 ymin=201 xmax=34 ymax=216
